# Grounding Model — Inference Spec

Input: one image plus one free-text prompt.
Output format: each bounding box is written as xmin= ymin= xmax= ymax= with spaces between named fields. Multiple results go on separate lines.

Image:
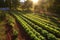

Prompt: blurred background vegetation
xmin=0 ymin=0 xmax=60 ymax=16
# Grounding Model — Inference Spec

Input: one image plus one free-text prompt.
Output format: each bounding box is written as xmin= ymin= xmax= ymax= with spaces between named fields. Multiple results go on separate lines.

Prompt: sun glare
xmin=31 ymin=0 xmax=39 ymax=4
xmin=20 ymin=0 xmax=26 ymax=2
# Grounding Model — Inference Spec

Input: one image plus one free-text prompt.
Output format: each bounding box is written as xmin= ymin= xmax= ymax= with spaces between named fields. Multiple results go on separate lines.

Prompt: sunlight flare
xmin=31 ymin=0 xmax=39 ymax=4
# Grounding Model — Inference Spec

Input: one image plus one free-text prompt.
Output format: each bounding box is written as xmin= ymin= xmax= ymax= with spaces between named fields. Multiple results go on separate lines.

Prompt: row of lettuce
xmin=10 ymin=12 xmax=60 ymax=40
xmin=6 ymin=13 xmax=19 ymax=40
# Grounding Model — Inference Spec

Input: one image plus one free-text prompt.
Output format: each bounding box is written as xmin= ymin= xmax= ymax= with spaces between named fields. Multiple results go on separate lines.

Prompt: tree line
xmin=0 ymin=0 xmax=60 ymax=15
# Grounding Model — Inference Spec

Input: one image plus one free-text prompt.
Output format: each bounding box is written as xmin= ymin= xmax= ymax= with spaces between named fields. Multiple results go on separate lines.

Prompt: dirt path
xmin=6 ymin=24 xmax=13 ymax=40
xmin=5 ymin=13 xmax=24 ymax=40
xmin=11 ymin=17 xmax=31 ymax=40
xmin=0 ymin=25 xmax=6 ymax=40
xmin=15 ymin=21 xmax=31 ymax=40
xmin=14 ymin=22 xmax=25 ymax=40
xmin=0 ymin=12 xmax=31 ymax=40
xmin=9 ymin=13 xmax=31 ymax=40
xmin=0 ymin=20 xmax=7 ymax=40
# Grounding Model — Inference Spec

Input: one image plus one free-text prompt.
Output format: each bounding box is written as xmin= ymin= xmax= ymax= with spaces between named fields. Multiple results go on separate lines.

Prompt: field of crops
xmin=0 ymin=11 xmax=60 ymax=40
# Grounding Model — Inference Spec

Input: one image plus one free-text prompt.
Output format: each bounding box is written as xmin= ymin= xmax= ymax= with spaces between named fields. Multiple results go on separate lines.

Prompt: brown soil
xmin=5 ymin=24 xmax=13 ymax=40
xmin=0 ymin=12 xmax=31 ymax=40
xmin=5 ymin=16 xmax=31 ymax=40
xmin=16 ymin=21 xmax=31 ymax=40
xmin=0 ymin=25 xmax=7 ymax=40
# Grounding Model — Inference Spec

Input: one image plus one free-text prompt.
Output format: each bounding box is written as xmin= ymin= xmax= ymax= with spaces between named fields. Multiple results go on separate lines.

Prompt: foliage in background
xmin=48 ymin=0 xmax=60 ymax=16
xmin=3 ymin=0 xmax=20 ymax=10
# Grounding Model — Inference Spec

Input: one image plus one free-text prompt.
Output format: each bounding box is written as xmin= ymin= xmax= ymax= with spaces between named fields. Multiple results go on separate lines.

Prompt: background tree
xmin=48 ymin=0 xmax=60 ymax=16
xmin=21 ymin=0 xmax=32 ymax=12
xmin=0 ymin=0 xmax=6 ymax=7
xmin=12 ymin=0 xmax=20 ymax=10
xmin=5 ymin=0 xmax=20 ymax=10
